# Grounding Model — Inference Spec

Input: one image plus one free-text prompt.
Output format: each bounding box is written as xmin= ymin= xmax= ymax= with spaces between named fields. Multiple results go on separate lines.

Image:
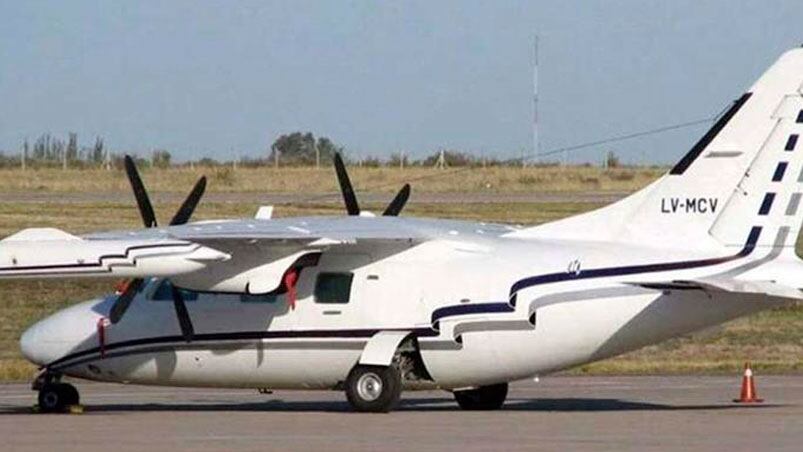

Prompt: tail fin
xmin=512 ymin=48 xmax=803 ymax=252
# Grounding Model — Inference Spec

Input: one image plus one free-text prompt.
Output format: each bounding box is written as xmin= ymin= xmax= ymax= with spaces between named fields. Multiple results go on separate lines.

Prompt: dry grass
xmin=0 ymin=165 xmax=663 ymax=194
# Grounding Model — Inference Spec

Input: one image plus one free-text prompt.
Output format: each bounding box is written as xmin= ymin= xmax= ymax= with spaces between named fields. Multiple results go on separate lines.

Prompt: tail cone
xmin=733 ymin=362 xmax=763 ymax=403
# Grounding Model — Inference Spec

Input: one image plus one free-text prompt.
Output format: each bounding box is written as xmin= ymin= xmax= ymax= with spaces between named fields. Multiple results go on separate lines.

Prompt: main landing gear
xmin=453 ymin=383 xmax=508 ymax=410
xmin=33 ymin=371 xmax=81 ymax=413
xmin=343 ymin=362 xmax=509 ymax=413
xmin=345 ymin=364 xmax=402 ymax=412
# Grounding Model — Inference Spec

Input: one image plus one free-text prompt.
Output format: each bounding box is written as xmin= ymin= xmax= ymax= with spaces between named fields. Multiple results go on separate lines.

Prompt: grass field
xmin=0 ymin=165 xmax=800 ymax=381
xmin=0 ymin=165 xmax=662 ymax=194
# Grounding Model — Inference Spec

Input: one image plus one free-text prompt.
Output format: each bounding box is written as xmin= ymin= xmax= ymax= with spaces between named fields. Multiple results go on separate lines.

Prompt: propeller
xmin=171 ymin=285 xmax=195 ymax=342
xmin=382 ymin=183 xmax=411 ymax=216
xmin=124 ymin=155 xmax=158 ymax=228
xmin=108 ymin=278 xmax=144 ymax=323
xmin=170 ymin=176 xmax=207 ymax=226
xmin=332 ymin=153 xmax=411 ymax=217
xmin=333 ymin=153 xmax=360 ymax=216
xmin=109 ymin=155 xmax=204 ymax=341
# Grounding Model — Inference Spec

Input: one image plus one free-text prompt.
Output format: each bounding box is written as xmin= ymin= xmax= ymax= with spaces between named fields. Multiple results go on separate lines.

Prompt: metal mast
xmin=532 ymin=33 xmax=540 ymax=165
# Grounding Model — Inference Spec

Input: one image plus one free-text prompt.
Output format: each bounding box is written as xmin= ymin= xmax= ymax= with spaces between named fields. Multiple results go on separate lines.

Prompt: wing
xmin=170 ymin=216 xmax=436 ymax=243
xmin=0 ymin=228 xmax=229 ymax=279
xmin=0 ymin=216 xmax=506 ymax=292
xmin=147 ymin=216 xmax=474 ymax=294
xmin=94 ymin=215 xmax=502 ymax=294
xmin=85 ymin=216 xmax=507 ymax=246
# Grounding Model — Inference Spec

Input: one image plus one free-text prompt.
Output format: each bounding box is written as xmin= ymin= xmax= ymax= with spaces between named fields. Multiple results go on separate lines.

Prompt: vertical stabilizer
xmin=510 ymin=48 xmax=803 ymax=252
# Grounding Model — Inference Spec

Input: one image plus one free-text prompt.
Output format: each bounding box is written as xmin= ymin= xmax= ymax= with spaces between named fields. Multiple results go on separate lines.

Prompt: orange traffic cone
xmin=733 ymin=362 xmax=763 ymax=403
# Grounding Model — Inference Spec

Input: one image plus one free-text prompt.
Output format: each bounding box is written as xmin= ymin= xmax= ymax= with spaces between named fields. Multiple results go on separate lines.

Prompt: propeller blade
xmin=114 ymin=162 xmax=204 ymax=326
xmin=333 ymin=153 xmax=360 ymax=215
xmin=382 ymin=184 xmax=411 ymax=216
xmin=124 ymin=155 xmax=158 ymax=228
xmin=171 ymin=284 xmax=195 ymax=342
xmin=169 ymin=176 xmax=207 ymax=226
xmin=109 ymin=278 xmax=144 ymax=324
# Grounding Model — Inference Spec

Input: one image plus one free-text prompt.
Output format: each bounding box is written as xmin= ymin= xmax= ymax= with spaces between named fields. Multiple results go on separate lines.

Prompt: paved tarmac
xmin=1 ymin=375 xmax=801 ymax=451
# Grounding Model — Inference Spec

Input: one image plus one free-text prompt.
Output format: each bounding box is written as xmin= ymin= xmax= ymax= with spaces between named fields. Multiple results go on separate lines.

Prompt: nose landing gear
xmin=37 ymin=383 xmax=80 ymax=413
xmin=32 ymin=370 xmax=81 ymax=413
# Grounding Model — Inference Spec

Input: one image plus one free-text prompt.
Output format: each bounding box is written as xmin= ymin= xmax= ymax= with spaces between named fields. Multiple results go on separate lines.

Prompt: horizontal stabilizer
xmin=626 ymin=277 xmax=803 ymax=301
xmin=255 ymin=206 xmax=274 ymax=219
xmin=1 ymin=228 xmax=81 ymax=242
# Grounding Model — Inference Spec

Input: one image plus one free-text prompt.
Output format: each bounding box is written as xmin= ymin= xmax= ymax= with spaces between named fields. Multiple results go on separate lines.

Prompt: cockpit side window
xmin=314 ymin=272 xmax=354 ymax=304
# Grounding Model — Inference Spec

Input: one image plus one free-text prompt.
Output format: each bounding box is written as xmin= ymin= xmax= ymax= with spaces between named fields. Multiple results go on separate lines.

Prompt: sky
xmin=2 ymin=0 xmax=803 ymax=164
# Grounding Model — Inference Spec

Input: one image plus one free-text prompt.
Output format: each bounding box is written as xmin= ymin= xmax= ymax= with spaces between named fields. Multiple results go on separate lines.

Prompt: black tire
xmin=454 ymin=383 xmax=508 ymax=410
xmin=345 ymin=365 xmax=402 ymax=412
xmin=37 ymin=383 xmax=79 ymax=413
xmin=38 ymin=384 xmax=67 ymax=413
xmin=61 ymin=383 xmax=80 ymax=406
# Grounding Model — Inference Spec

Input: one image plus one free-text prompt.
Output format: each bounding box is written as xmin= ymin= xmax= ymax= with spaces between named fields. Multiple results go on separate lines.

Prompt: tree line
xmin=0 ymin=130 xmax=631 ymax=169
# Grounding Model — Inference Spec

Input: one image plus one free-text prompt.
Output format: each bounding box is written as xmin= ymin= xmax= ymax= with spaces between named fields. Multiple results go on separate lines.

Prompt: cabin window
xmin=239 ymin=293 xmax=278 ymax=303
xmin=314 ymin=272 xmax=354 ymax=304
xmin=149 ymin=279 xmax=198 ymax=302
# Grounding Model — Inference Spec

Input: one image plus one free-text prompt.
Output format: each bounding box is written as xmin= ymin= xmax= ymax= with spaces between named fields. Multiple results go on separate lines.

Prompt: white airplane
xmin=8 ymin=48 xmax=803 ymax=413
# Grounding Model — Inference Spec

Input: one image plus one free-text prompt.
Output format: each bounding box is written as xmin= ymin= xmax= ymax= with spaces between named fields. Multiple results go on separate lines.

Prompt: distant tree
xmin=197 ymin=157 xmax=219 ymax=167
xmin=314 ymin=136 xmax=342 ymax=165
xmin=152 ymin=149 xmax=172 ymax=168
xmin=91 ymin=137 xmax=104 ymax=163
xmin=31 ymin=133 xmax=67 ymax=164
xmin=32 ymin=134 xmax=46 ymax=159
xmin=269 ymin=132 xmax=313 ymax=165
xmin=238 ymin=157 xmax=268 ymax=168
xmin=51 ymin=138 xmax=64 ymax=161
xmin=111 ymin=154 xmax=147 ymax=170
xmin=388 ymin=152 xmax=409 ymax=168
xmin=605 ymin=150 xmax=621 ymax=169
xmin=361 ymin=156 xmax=382 ymax=167
xmin=66 ymin=132 xmax=78 ymax=161
xmin=269 ymin=131 xmax=344 ymax=166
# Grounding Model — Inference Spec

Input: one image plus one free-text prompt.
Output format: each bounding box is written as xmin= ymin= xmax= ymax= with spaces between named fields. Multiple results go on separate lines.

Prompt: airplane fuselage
xmin=20 ymin=216 xmax=790 ymax=391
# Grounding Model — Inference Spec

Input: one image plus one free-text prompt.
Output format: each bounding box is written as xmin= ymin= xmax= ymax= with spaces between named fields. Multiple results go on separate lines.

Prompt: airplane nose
xmin=19 ymin=322 xmax=46 ymax=366
xmin=19 ymin=297 xmax=115 ymax=368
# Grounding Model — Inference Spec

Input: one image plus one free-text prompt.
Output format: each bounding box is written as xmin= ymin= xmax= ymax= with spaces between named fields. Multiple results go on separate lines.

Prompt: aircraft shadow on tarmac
xmin=0 ymin=397 xmax=783 ymax=414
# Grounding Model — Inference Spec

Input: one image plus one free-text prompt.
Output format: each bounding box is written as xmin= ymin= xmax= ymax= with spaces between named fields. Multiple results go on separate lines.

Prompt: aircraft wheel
xmin=38 ymin=383 xmax=76 ymax=413
xmin=345 ymin=364 xmax=401 ymax=412
xmin=454 ymin=383 xmax=508 ymax=410
xmin=60 ymin=383 xmax=80 ymax=406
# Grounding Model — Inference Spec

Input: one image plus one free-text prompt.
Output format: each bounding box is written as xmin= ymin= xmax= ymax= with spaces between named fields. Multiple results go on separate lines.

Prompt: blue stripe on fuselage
xmin=430 ymin=226 xmax=762 ymax=325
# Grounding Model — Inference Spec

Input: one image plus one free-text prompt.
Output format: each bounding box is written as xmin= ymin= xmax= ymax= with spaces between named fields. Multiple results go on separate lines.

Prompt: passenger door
xmin=294 ymin=252 xmax=371 ymax=329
